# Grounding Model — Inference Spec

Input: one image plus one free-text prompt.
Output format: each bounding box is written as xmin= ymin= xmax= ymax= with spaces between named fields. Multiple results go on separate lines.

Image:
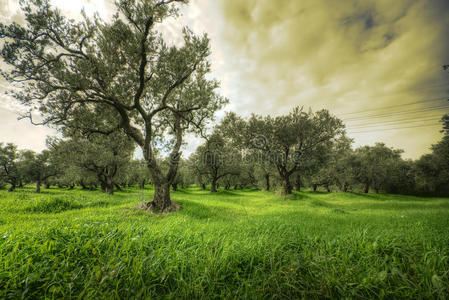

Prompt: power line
xmin=343 ymin=104 xmax=449 ymax=122
xmin=347 ymin=116 xmax=442 ymax=129
xmin=347 ymin=113 xmax=444 ymax=127
xmin=338 ymin=96 xmax=448 ymax=116
xmin=347 ymin=123 xmax=441 ymax=134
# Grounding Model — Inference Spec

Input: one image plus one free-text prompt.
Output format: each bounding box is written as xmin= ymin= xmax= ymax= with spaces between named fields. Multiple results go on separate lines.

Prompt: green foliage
xmin=0 ymin=0 xmax=227 ymax=210
xmin=0 ymin=186 xmax=448 ymax=299
xmin=218 ymin=107 xmax=345 ymax=195
xmin=49 ymin=132 xmax=135 ymax=194
xmin=0 ymin=143 xmax=21 ymax=191
xmin=189 ymin=132 xmax=241 ymax=192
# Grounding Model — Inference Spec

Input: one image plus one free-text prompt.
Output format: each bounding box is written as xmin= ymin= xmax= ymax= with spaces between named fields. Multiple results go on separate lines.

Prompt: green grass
xmin=0 ymin=186 xmax=448 ymax=299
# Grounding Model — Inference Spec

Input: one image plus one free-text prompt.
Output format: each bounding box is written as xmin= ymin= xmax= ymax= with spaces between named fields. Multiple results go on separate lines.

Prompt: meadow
xmin=0 ymin=186 xmax=448 ymax=299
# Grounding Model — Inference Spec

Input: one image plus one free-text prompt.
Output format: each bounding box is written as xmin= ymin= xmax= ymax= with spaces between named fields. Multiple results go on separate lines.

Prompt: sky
xmin=0 ymin=0 xmax=448 ymax=159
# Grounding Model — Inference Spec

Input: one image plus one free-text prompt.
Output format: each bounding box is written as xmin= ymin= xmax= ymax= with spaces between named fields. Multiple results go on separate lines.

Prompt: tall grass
xmin=0 ymin=186 xmax=448 ymax=299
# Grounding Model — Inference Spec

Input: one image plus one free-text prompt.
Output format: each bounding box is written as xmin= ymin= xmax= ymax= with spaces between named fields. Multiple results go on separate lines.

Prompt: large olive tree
xmin=0 ymin=0 xmax=227 ymax=212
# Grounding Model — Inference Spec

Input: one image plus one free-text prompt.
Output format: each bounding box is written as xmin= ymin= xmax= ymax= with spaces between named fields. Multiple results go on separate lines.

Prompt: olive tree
xmin=246 ymin=107 xmax=344 ymax=195
xmin=0 ymin=0 xmax=226 ymax=212
xmin=49 ymin=132 xmax=135 ymax=195
xmin=20 ymin=150 xmax=59 ymax=193
xmin=0 ymin=143 xmax=21 ymax=191
xmin=352 ymin=143 xmax=404 ymax=193
xmin=190 ymin=132 xmax=240 ymax=192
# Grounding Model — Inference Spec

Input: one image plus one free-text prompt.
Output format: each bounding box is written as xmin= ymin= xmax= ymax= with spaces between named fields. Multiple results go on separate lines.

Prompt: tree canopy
xmin=0 ymin=0 xmax=227 ymax=212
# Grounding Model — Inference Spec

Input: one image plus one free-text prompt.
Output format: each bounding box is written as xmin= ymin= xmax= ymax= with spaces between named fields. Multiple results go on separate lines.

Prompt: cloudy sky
xmin=1 ymin=0 xmax=448 ymax=158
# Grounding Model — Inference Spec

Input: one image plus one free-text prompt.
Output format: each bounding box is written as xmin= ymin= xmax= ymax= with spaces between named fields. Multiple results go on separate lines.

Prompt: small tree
xmin=0 ymin=143 xmax=21 ymax=191
xmin=20 ymin=150 xmax=59 ymax=193
xmin=191 ymin=132 xmax=240 ymax=192
xmin=49 ymin=132 xmax=134 ymax=194
xmin=353 ymin=143 xmax=404 ymax=193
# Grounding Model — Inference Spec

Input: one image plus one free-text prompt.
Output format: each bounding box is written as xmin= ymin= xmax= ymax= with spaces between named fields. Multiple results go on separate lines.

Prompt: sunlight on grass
xmin=0 ymin=186 xmax=448 ymax=299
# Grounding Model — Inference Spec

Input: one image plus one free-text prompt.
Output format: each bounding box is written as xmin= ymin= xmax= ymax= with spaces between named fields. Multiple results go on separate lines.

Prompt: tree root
xmin=136 ymin=201 xmax=182 ymax=214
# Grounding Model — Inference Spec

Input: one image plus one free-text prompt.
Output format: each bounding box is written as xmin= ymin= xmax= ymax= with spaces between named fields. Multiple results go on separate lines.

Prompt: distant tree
xmin=383 ymin=159 xmax=416 ymax=194
xmin=0 ymin=0 xmax=227 ymax=212
xmin=20 ymin=150 xmax=59 ymax=193
xmin=304 ymin=137 xmax=337 ymax=192
xmin=0 ymin=143 xmax=20 ymax=191
xmin=353 ymin=143 xmax=404 ymax=193
xmin=246 ymin=107 xmax=344 ymax=195
xmin=49 ymin=132 xmax=135 ymax=194
xmin=191 ymin=132 xmax=240 ymax=192
xmin=160 ymin=157 xmax=191 ymax=191
xmin=120 ymin=160 xmax=150 ymax=189
xmin=415 ymin=117 xmax=449 ymax=195
xmin=320 ymin=135 xmax=355 ymax=192
xmin=441 ymin=114 xmax=449 ymax=136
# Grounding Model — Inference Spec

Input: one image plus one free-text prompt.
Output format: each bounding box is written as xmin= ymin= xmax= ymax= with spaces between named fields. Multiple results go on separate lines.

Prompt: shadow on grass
xmin=180 ymin=200 xmax=245 ymax=221
xmin=349 ymin=192 xmax=438 ymax=202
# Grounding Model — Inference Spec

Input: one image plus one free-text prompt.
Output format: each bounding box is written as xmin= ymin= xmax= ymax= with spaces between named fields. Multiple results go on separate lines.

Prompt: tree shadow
xmin=180 ymin=200 xmax=245 ymax=221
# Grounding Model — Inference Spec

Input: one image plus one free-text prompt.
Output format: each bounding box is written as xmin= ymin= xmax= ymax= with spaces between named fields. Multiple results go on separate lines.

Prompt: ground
xmin=0 ymin=186 xmax=448 ymax=299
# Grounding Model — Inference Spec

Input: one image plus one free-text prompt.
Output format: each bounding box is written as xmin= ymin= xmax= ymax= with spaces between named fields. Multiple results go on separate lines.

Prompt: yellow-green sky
xmin=0 ymin=0 xmax=448 ymax=158
xmin=218 ymin=0 xmax=449 ymax=159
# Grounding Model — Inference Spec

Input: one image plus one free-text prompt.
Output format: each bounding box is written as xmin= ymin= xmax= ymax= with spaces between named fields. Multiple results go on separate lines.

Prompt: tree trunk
xmin=313 ymin=184 xmax=318 ymax=192
xmin=294 ymin=176 xmax=301 ymax=192
xmin=364 ymin=183 xmax=369 ymax=193
xmin=342 ymin=183 xmax=348 ymax=193
xmin=325 ymin=184 xmax=331 ymax=192
xmin=225 ymin=183 xmax=230 ymax=190
xmin=211 ymin=178 xmax=217 ymax=193
xmin=265 ymin=174 xmax=270 ymax=191
xmin=201 ymin=183 xmax=206 ymax=190
xmin=106 ymin=177 xmax=114 ymax=195
xmin=139 ymin=179 xmax=146 ymax=189
xmin=114 ymin=182 xmax=122 ymax=191
xmin=172 ymin=183 xmax=178 ymax=191
xmin=100 ymin=181 xmax=107 ymax=193
xmin=80 ymin=180 xmax=88 ymax=190
xmin=151 ymin=183 xmax=172 ymax=212
xmin=281 ymin=178 xmax=292 ymax=195
xmin=36 ymin=181 xmax=41 ymax=193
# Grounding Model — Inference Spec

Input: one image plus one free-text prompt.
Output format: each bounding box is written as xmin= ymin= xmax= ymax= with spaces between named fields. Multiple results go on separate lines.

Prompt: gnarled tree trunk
xmin=364 ymin=183 xmax=370 ymax=193
xmin=294 ymin=176 xmax=301 ymax=192
xmin=265 ymin=174 xmax=270 ymax=191
xmin=281 ymin=178 xmax=292 ymax=195
xmin=211 ymin=178 xmax=218 ymax=193
xmin=151 ymin=182 xmax=172 ymax=212
xmin=106 ymin=177 xmax=114 ymax=195
xmin=36 ymin=180 xmax=41 ymax=193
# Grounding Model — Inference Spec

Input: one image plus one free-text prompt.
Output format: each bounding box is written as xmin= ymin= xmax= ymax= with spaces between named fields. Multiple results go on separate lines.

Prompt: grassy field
xmin=0 ymin=186 xmax=448 ymax=299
